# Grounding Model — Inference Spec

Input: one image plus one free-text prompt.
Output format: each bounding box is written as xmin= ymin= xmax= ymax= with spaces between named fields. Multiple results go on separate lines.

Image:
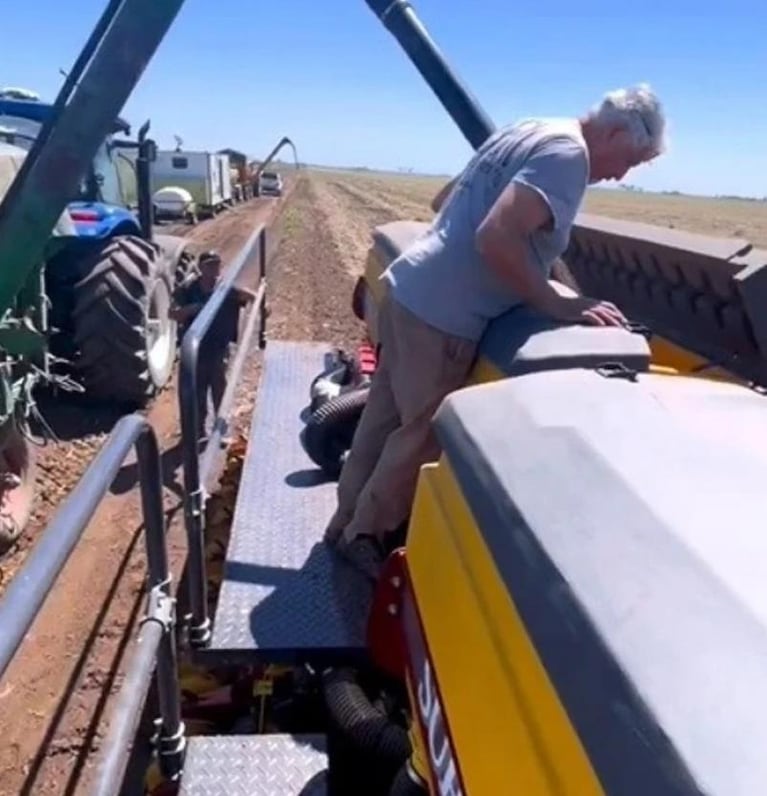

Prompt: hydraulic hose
xmin=322 ymin=667 xmax=411 ymax=767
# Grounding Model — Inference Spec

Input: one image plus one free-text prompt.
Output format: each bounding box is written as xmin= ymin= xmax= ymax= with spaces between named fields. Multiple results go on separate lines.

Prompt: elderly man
xmin=326 ymin=84 xmax=667 ymax=579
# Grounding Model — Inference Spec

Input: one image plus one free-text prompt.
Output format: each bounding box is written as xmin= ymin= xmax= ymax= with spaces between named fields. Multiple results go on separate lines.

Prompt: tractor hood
xmin=66 ymin=200 xmax=137 ymax=238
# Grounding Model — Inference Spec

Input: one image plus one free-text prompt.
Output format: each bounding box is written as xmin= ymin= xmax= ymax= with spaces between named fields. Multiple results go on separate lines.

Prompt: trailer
xmin=151 ymin=149 xmax=233 ymax=218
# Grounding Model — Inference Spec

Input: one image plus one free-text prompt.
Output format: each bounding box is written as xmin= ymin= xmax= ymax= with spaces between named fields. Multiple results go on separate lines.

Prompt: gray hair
xmin=590 ymin=83 xmax=667 ymax=156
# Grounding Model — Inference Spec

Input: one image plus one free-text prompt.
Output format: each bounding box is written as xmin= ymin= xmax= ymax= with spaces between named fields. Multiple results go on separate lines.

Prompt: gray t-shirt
xmin=381 ymin=117 xmax=590 ymax=341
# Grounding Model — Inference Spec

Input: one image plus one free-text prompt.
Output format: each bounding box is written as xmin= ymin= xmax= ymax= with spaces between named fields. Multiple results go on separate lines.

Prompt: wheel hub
xmin=145 ymin=279 xmax=175 ymax=388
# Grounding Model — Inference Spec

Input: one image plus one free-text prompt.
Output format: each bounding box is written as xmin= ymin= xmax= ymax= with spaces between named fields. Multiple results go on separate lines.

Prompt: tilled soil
xmin=0 ymin=169 xmax=414 ymax=795
xmin=267 ymin=177 xmax=368 ymax=349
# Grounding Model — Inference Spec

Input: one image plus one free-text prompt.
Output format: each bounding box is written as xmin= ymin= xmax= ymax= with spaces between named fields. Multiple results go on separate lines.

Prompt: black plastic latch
xmin=623 ymin=320 xmax=652 ymax=340
xmin=595 ymin=362 xmax=639 ymax=381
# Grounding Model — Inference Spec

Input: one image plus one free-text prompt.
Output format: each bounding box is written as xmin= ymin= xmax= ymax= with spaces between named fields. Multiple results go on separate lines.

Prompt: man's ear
xmin=607 ymin=124 xmax=632 ymax=146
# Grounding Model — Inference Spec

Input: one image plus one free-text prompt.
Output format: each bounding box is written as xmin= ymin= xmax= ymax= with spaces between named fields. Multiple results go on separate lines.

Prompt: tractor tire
xmin=0 ymin=424 xmax=37 ymax=558
xmin=173 ymin=246 xmax=199 ymax=293
xmin=71 ymin=235 xmax=177 ymax=408
xmin=300 ymin=387 xmax=369 ymax=479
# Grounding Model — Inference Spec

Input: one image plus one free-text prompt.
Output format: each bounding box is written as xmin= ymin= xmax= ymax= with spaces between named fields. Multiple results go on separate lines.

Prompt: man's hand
xmin=169 ymin=302 xmax=203 ymax=322
xmin=233 ymin=285 xmax=258 ymax=304
xmin=545 ymin=294 xmax=627 ymax=327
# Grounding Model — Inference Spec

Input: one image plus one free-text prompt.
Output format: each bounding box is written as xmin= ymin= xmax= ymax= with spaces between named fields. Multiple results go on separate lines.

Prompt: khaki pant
xmin=327 ymin=294 xmax=477 ymax=545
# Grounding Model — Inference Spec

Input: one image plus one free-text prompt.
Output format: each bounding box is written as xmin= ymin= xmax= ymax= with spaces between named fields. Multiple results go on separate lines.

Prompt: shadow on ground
xmin=30 ymin=388 xmax=134 ymax=443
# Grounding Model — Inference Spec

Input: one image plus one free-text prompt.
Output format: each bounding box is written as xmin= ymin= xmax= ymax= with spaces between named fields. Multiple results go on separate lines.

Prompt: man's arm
xmin=232 ymin=284 xmax=259 ymax=305
xmin=475 ymin=182 xmax=567 ymax=315
xmin=475 ymin=140 xmax=625 ymax=326
xmin=431 ymin=175 xmax=458 ymax=213
xmin=169 ymin=302 xmax=202 ymax=322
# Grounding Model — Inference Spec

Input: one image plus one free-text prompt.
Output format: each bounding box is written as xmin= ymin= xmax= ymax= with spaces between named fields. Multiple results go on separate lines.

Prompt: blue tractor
xmin=0 ymin=88 xmax=195 ymax=409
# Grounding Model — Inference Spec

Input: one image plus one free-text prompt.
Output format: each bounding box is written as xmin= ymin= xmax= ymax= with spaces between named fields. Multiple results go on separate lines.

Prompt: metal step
xmin=179 ymin=733 xmax=328 ymax=795
xmin=202 ymin=340 xmax=372 ymax=666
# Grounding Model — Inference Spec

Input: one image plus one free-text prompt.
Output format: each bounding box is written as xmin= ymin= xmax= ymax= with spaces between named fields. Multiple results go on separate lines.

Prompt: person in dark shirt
xmin=171 ymin=249 xmax=256 ymax=435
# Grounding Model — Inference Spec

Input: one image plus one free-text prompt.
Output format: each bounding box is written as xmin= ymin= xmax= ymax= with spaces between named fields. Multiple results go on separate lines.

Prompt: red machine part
xmin=356 ymin=341 xmax=378 ymax=378
xmin=366 ymin=547 xmax=408 ymax=682
xmin=367 ymin=548 xmax=466 ymax=795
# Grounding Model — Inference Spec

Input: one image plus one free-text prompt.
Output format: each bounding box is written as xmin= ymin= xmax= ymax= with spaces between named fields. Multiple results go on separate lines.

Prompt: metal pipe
xmin=0 ymin=414 xmax=146 ymax=677
xmin=136 ymin=127 xmax=156 ymax=241
xmin=0 ymin=412 xmax=179 ymax=793
xmin=136 ymin=429 xmax=185 ymax=778
xmin=199 ymin=278 xmax=266 ymax=491
xmin=259 ymin=228 xmax=268 ymax=348
xmin=136 ymin=429 xmax=170 ymax=591
xmin=364 ymin=0 xmax=495 ymax=149
xmin=88 ymin=617 xmax=164 ymax=796
xmin=89 ymin=427 xmax=184 ymax=793
xmin=154 ymin=610 xmax=185 ymax=781
xmin=179 ymin=223 xmax=266 ymax=646
xmin=0 ymin=0 xmax=186 ymax=314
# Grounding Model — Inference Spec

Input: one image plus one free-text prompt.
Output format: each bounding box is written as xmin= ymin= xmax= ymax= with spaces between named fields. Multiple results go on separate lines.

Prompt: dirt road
xmin=0 ymin=191 xmax=287 ymax=796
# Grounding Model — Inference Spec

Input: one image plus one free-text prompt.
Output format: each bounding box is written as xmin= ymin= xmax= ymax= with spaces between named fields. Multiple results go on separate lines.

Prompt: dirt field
xmin=1 ymin=165 xmax=764 ymax=794
xmin=315 ymin=168 xmax=767 ymax=249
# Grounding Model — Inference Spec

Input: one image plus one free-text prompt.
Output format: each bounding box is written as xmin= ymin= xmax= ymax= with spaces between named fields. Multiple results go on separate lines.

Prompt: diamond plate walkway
xmin=179 ymin=734 xmax=328 ymax=795
xmin=201 ymin=341 xmax=372 ymax=667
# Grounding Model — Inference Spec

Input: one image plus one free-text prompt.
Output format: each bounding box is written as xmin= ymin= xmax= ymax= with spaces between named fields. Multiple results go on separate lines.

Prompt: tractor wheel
xmin=300 ymin=387 xmax=369 ymax=479
xmin=174 ymin=246 xmax=199 ymax=293
xmin=0 ymin=424 xmax=37 ymax=557
xmin=71 ymin=235 xmax=177 ymax=408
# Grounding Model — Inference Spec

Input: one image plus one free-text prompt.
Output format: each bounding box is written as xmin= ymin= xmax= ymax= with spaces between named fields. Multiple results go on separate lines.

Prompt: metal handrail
xmin=0 ymin=414 xmax=185 ymax=792
xmin=179 ymin=223 xmax=268 ymax=646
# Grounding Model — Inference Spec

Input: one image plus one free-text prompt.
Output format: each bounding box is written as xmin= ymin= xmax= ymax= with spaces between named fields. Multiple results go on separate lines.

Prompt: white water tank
xmin=152 ymin=186 xmax=195 ymax=219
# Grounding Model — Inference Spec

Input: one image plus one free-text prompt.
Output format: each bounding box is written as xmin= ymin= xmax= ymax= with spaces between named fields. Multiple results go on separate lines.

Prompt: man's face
xmin=200 ymin=258 xmax=221 ymax=285
xmin=588 ymin=125 xmax=655 ymax=184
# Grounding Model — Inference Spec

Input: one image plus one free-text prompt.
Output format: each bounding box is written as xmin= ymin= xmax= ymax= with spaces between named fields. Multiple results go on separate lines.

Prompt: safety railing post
xmin=259 ymin=227 xmax=268 ymax=348
xmin=0 ymin=414 xmax=190 ymax=794
xmin=179 ymin=223 xmax=267 ymax=648
xmin=136 ymin=432 xmax=185 ymax=780
xmin=179 ymin=335 xmax=211 ymax=647
xmin=90 ymin=425 xmax=186 ymax=795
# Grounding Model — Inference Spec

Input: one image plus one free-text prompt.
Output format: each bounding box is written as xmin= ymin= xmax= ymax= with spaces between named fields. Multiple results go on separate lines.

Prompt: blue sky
xmin=5 ymin=0 xmax=766 ymax=197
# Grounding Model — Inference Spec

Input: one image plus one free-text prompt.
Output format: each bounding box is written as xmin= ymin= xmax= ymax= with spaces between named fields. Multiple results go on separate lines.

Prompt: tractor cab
xmin=0 ymin=92 xmax=142 ymax=236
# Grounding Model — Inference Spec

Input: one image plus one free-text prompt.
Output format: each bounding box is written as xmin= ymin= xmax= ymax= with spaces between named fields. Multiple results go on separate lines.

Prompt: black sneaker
xmin=334 ymin=534 xmax=384 ymax=581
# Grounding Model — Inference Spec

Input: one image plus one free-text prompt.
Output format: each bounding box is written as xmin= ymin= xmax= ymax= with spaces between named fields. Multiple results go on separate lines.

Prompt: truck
xmin=150 ymin=149 xmax=233 ymax=218
xmin=0 ymin=85 xmax=194 ymax=553
xmin=2 ymin=1 xmax=767 ymax=795
xmin=258 ymin=169 xmax=283 ymax=197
